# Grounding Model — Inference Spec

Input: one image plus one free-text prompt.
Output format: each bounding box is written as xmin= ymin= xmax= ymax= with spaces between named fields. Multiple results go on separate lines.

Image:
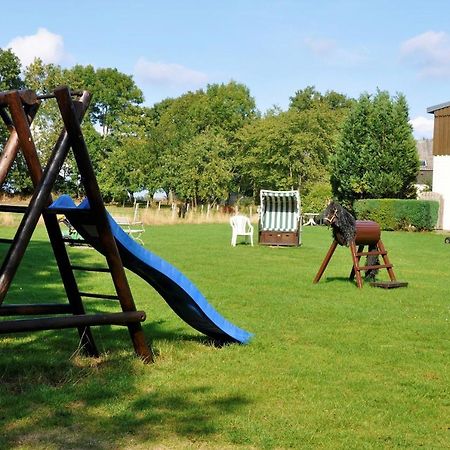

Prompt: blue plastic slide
xmin=50 ymin=195 xmax=252 ymax=344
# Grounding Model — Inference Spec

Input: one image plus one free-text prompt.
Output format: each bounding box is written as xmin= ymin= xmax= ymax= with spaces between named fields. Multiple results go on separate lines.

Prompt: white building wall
xmin=433 ymin=155 xmax=450 ymax=230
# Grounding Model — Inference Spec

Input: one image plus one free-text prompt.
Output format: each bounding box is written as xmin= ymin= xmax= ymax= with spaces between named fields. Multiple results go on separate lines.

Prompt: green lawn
xmin=0 ymin=224 xmax=449 ymax=449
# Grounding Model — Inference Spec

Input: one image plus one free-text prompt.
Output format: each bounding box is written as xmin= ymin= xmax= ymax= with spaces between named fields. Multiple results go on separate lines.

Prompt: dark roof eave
xmin=427 ymin=101 xmax=450 ymax=114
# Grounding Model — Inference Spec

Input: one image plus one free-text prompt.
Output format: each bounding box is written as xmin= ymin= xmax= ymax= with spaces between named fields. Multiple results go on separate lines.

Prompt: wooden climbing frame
xmin=0 ymin=86 xmax=153 ymax=362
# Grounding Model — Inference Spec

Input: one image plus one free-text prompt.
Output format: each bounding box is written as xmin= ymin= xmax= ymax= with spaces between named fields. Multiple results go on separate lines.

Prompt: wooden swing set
xmin=0 ymin=86 xmax=153 ymax=362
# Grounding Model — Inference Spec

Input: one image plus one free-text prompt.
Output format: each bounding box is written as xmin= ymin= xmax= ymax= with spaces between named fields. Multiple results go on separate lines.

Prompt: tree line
xmin=0 ymin=48 xmax=419 ymax=210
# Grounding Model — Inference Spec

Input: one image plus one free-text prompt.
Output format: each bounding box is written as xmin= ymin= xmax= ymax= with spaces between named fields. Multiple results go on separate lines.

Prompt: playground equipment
xmin=313 ymin=201 xmax=407 ymax=288
xmin=258 ymin=190 xmax=301 ymax=246
xmin=0 ymin=87 xmax=251 ymax=362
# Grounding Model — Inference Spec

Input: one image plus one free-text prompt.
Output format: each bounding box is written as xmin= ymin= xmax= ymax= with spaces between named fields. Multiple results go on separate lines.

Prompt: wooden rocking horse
xmin=313 ymin=201 xmax=407 ymax=288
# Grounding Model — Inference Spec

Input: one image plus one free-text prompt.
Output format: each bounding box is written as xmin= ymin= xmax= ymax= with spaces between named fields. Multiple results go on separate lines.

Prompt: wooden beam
xmin=0 ymin=311 xmax=146 ymax=334
xmin=0 ymin=89 xmax=38 ymax=108
xmin=0 ymin=103 xmax=40 ymax=186
xmin=0 ymin=303 xmax=73 ymax=316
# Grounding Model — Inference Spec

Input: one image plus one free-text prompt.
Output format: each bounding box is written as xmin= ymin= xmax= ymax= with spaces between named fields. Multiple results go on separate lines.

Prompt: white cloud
xmin=5 ymin=27 xmax=71 ymax=67
xmin=409 ymin=115 xmax=434 ymax=139
xmin=134 ymin=58 xmax=208 ymax=87
xmin=304 ymin=37 xmax=367 ymax=66
xmin=400 ymin=31 xmax=450 ymax=78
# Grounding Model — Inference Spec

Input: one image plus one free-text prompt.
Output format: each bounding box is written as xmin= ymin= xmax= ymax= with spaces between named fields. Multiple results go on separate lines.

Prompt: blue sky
xmin=2 ymin=0 xmax=450 ymax=138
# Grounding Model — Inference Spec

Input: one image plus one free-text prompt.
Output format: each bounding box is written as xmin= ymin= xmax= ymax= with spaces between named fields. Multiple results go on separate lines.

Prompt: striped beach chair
xmin=258 ymin=190 xmax=301 ymax=246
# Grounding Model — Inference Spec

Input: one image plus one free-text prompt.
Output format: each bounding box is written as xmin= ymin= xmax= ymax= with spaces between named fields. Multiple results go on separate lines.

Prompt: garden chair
xmin=230 ymin=215 xmax=254 ymax=246
xmin=113 ymin=204 xmax=145 ymax=244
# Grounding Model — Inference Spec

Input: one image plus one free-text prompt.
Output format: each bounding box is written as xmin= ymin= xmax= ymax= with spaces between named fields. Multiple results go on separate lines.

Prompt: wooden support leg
xmin=313 ymin=240 xmax=338 ymax=283
xmin=349 ymin=244 xmax=364 ymax=281
xmin=0 ymin=104 xmax=39 ymax=185
xmin=44 ymin=214 xmax=99 ymax=357
xmin=349 ymin=241 xmax=363 ymax=288
xmin=377 ymin=240 xmax=396 ymax=281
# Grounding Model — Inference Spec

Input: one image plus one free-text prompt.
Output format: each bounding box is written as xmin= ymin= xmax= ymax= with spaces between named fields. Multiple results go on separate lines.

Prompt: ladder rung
xmin=79 ymin=292 xmax=119 ymax=300
xmin=71 ymin=265 xmax=110 ymax=273
xmin=356 ymin=264 xmax=393 ymax=271
xmin=0 ymin=238 xmax=14 ymax=244
xmin=356 ymin=250 xmax=387 ymax=256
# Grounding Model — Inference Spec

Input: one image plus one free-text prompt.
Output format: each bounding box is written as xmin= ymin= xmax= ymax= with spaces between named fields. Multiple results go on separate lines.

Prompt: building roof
xmin=427 ymin=101 xmax=450 ymax=114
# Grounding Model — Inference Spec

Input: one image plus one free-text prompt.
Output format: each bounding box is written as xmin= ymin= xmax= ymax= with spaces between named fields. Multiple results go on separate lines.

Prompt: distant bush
xmin=354 ymin=199 xmax=439 ymax=231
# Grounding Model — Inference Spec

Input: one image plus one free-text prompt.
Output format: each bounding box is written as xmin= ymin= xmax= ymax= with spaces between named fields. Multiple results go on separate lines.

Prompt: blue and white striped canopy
xmin=259 ymin=190 xmax=301 ymax=232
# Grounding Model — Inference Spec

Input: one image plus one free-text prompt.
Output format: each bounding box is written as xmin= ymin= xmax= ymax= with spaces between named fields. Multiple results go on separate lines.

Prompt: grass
xmin=0 ymin=223 xmax=449 ymax=449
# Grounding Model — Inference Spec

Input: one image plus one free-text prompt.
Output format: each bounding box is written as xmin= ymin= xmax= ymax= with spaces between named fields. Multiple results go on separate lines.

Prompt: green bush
xmin=354 ymin=199 xmax=439 ymax=231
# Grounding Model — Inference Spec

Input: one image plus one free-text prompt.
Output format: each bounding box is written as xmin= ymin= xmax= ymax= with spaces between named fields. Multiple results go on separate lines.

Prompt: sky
xmin=2 ymin=0 xmax=450 ymax=139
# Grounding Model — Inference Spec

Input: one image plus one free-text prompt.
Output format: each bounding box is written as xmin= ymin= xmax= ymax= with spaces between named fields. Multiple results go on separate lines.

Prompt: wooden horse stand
xmin=313 ymin=221 xmax=397 ymax=288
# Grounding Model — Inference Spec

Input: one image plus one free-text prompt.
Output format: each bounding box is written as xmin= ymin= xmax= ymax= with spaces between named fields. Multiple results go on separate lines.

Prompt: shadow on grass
xmin=322 ymin=276 xmax=356 ymax=285
xmin=0 ymin=240 xmax=251 ymax=448
xmin=0 ymin=334 xmax=250 ymax=448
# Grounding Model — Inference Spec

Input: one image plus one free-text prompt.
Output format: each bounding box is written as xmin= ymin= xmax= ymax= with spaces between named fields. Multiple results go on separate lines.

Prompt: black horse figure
xmin=322 ymin=201 xmax=379 ymax=281
xmin=323 ymin=201 xmax=356 ymax=246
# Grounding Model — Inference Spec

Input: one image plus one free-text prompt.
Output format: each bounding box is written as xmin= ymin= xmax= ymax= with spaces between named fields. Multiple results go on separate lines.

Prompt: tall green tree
xmin=145 ymin=82 xmax=257 ymax=203
xmin=172 ymin=130 xmax=233 ymax=205
xmin=237 ymin=88 xmax=349 ymax=199
xmin=237 ymin=109 xmax=331 ymax=196
xmin=331 ymin=90 xmax=419 ymax=205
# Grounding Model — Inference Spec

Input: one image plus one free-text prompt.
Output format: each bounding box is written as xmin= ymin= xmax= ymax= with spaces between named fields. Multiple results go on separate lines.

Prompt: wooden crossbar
xmin=0 ymin=303 xmax=73 ymax=316
xmin=0 ymin=311 xmax=146 ymax=333
xmin=79 ymin=292 xmax=119 ymax=300
xmin=355 ymin=250 xmax=387 ymax=257
xmin=71 ymin=265 xmax=110 ymax=273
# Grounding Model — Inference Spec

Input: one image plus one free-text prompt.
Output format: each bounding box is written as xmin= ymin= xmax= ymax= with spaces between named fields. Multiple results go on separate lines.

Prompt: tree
xmin=174 ymin=130 xmax=233 ymax=205
xmin=0 ymin=48 xmax=23 ymax=91
xmin=289 ymin=85 xmax=353 ymax=112
xmin=91 ymin=68 xmax=144 ymax=136
xmin=236 ymin=99 xmax=347 ymax=199
xmin=97 ymin=136 xmax=153 ymax=202
xmin=145 ymin=82 xmax=257 ymax=202
xmin=331 ymin=90 xmax=419 ymax=205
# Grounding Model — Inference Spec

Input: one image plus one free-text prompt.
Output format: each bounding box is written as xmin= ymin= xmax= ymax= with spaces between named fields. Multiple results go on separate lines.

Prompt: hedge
xmin=353 ymin=199 xmax=439 ymax=231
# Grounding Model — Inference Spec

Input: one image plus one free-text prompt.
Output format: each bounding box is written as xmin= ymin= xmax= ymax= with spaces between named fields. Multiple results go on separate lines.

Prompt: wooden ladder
xmin=349 ymin=240 xmax=396 ymax=288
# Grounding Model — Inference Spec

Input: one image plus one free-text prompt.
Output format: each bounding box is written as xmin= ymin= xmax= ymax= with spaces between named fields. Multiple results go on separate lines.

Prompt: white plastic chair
xmin=230 ymin=215 xmax=254 ymax=246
